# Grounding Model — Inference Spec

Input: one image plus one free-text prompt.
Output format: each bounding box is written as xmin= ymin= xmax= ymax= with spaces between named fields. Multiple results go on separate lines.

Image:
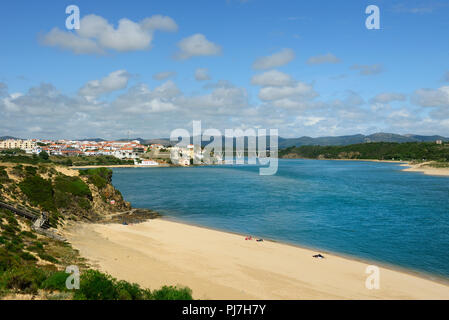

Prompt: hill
xmin=278 ymin=133 xmax=449 ymax=148
xmin=279 ymin=142 xmax=449 ymax=162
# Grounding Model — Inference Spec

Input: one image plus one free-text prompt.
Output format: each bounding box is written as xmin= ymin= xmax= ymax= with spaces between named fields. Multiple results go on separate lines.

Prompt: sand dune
xmin=64 ymin=219 xmax=449 ymax=300
xmin=401 ymin=162 xmax=449 ymax=177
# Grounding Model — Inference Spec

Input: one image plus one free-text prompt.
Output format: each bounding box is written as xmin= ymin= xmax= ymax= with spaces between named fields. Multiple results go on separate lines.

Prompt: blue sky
xmin=1 ymin=0 xmax=449 ymax=139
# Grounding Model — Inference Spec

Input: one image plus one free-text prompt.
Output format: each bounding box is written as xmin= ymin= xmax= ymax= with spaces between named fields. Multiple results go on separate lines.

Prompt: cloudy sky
xmin=1 ymin=0 xmax=449 ymax=139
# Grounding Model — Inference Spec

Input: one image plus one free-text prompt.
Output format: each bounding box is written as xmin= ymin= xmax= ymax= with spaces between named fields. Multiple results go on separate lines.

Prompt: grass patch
xmin=0 ymin=166 xmax=11 ymax=184
xmin=54 ymin=176 xmax=91 ymax=198
xmin=79 ymin=167 xmax=112 ymax=189
xmin=41 ymin=271 xmax=69 ymax=292
xmin=19 ymin=175 xmax=55 ymax=212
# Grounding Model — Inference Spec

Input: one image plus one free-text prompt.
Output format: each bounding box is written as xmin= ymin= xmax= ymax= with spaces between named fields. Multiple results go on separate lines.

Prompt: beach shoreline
xmin=64 ymin=218 xmax=449 ymax=300
xmin=400 ymin=162 xmax=449 ymax=177
xmin=159 ymin=216 xmax=449 ymax=285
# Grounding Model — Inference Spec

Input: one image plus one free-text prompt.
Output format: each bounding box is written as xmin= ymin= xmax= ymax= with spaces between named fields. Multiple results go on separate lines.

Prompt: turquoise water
xmin=111 ymin=160 xmax=449 ymax=278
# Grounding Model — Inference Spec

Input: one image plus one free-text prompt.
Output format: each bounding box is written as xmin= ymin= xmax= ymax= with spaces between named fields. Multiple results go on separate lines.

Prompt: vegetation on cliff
xmin=0 ymin=159 xmax=192 ymax=300
xmin=0 ymin=163 xmax=130 ymax=227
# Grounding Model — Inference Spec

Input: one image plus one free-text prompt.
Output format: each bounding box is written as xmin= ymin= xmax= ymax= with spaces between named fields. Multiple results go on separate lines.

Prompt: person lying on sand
xmin=313 ymin=254 xmax=325 ymax=259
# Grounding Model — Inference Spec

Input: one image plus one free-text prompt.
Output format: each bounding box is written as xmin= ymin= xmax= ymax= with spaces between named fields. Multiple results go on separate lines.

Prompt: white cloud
xmin=41 ymin=28 xmax=102 ymax=54
xmin=307 ymin=53 xmax=341 ymax=65
xmin=3 ymin=76 xmax=449 ymax=140
xmin=371 ymin=92 xmax=406 ymax=104
xmin=41 ymin=14 xmax=177 ymax=54
xmin=350 ymin=64 xmax=383 ymax=76
xmin=112 ymin=81 xmax=180 ymax=114
xmin=175 ymin=34 xmax=221 ymax=60
xmin=259 ymin=81 xmax=317 ymax=101
xmin=152 ymin=80 xmax=181 ymax=99
xmin=271 ymin=99 xmax=312 ymax=109
xmin=3 ymin=93 xmax=23 ymax=112
xmin=153 ymin=71 xmax=177 ymax=80
xmin=178 ymin=82 xmax=249 ymax=114
xmin=79 ymin=70 xmax=132 ymax=100
xmin=295 ymin=116 xmax=325 ymax=126
xmin=252 ymin=48 xmax=295 ymax=70
xmin=412 ymin=86 xmax=449 ymax=107
xmin=251 ymin=70 xmax=294 ymax=87
xmin=195 ymin=68 xmax=211 ymax=81
xmin=140 ymin=15 xmax=178 ymax=32
xmin=332 ymin=91 xmax=365 ymax=108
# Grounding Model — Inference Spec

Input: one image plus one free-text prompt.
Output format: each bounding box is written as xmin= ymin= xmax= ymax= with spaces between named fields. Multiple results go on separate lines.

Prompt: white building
xmin=113 ymin=147 xmax=141 ymax=159
xmin=136 ymin=159 xmax=159 ymax=166
xmin=0 ymin=139 xmax=37 ymax=152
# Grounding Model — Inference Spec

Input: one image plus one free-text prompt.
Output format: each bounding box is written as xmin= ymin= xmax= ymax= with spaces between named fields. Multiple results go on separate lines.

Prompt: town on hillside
xmin=0 ymin=138 xmax=214 ymax=166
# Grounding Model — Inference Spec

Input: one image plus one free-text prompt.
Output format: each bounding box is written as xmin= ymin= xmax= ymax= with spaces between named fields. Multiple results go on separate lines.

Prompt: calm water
xmin=111 ymin=160 xmax=449 ymax=278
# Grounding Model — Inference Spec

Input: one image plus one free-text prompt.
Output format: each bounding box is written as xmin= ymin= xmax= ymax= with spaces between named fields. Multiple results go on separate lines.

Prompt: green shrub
xmin=4 ymin=241 xmax=23 ymax=254
xmin=0 ymin=247 xmax=20 ymax=271
xmin=25 ymin=166 xmax=37 ymax=176
xmin=38 ymin=252 xmax=59 ymax=264
xmin=54 ymin=190 xmax=70 ymax=209
xmin=0 ymin=266 xmax=47 ymax=294
xmin=27 ymin=241 xmax=44 ymax=253
xmin=150 ymin=285 xmax=193 ymax=300
xmin=79 ymin=168 xmax=112 ymax=189
xmin=78 ymin=198 xmax=91 ymax=210
xmin=54 ymin=176 xmax=92 ymax=198
xmin=0 ymin=155 xmax=43 ymax=165
xmin=0 ymin=167 xmax=10 ymax=184
xmin=20 ymin=251 xmax=37 ymax=261
xmin=7 ymin=215 xmax=18 ymax=226
xmin=2 ymin=223 xmax=19 ymax=237
xmin=19 ymin=176 xmax=55 ymax=212
xmin=87 ymin=174 xmax=108 ymax=189
xmin=115 ymin=280 xmax=150 ymax=300
xmin=41 ymin=271 xmax=69 ymax=292
xmin=71 ymin=270 xmax=185 ymax=300
xmin=37 ymin=165 xmax=48 ymax=174
xmin=39 ymin=151 xmax=49 ymax=161
xmin=21 ymin=231 xmax=37 ymax=239
xmin=73 ymin=270 xmax=118 ymax=300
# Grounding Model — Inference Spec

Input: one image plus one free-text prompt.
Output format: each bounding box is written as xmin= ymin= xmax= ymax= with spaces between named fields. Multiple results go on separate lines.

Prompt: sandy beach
xmin=400 ymin=162 xmax=449 ymax=177
xmin=64 ymin=219 xmax=449 ymax=300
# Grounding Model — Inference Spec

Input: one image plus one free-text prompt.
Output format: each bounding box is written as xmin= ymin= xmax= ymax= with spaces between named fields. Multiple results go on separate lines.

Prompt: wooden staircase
xmin=0 ymin=201 xmax=64 ymax=241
